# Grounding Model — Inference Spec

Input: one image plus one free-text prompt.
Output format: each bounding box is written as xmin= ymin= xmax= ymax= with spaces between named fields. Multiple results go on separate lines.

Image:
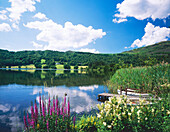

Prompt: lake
xmin=0 ymin=69 xmax=110 ymax=132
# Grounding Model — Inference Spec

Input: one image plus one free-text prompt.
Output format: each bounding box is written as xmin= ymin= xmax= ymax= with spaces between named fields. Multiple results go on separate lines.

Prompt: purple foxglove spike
xmin=34 ymin=100 xmax=38 ymax=121
xmin=42 ymin=101 xmax=46 ymax=118
xmin=73 ymin=116 xmax=76 ymax=127
xmin=56 ymin=96 xmax=58 ymax=110
xmin=64 ymin=107 xmax=67 ymax=115
xmin=27 ymin=111 xmax=31 ymax=125
xmin=57 ymin=108 xmax=60 ymax=116
xmin=68 ymin=98 xmax=70 ymax=116
xmin=60 ymin=107 xmax=63 ymax=115
xmin=39 ymin=93 xmax=42 ymax=116
xmin=53 ymin=97 xmax=55 ymax=113
xmin=31 ymin=102 xmax=34 ymax=119
xmin=50 ymin=106 xmax=52 ymax=116
xmin=64 ymin=96 xmax=66 ymax=107
xmin=31 ymin=119 xmax=35 ymax=128
xmin=23 ymin=112 xmax=27 ymax=128
xmin=56 ymin=118 xmax=57 ymax=126
xmin=47 ymin=120 xmax=49 ymax=131
xmin=48 ymin=96 xmax=50 ymax=115
xmin=63 ymin=114 xmax=64 ymax=121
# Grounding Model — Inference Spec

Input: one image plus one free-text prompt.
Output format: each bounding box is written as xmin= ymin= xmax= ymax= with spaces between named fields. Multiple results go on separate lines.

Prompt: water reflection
xmin=0 ymin=69 xmax=110 ymax=132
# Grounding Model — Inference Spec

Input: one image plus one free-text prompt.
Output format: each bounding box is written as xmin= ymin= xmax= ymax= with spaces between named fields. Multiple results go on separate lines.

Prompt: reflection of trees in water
xmin=0 ymin=70 xmax=110 ymax=87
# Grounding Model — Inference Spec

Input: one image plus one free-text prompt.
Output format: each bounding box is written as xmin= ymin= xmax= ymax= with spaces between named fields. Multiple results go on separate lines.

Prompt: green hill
xmin=0 ymin=41 xmax=169 ymax=68
xmin=123 ymin=41 xmax=170 ymax=55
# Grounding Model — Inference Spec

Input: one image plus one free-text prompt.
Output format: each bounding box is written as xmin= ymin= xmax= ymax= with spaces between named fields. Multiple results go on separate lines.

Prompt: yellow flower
xmin=37 ymin=124 xmax=40 ymax=129
xmin=94 ymin=122 xmax=96 ymax=125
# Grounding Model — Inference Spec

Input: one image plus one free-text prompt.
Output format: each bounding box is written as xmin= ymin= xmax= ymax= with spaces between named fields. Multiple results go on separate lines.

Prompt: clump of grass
xmin=110 ymin=63 xmax=169 ymax=95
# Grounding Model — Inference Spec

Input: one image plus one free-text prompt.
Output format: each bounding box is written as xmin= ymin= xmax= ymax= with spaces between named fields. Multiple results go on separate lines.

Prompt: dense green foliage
xmin=110 ymin=63 xmax=170 ymax=95
xmin=0 ymin=41 xmax=169 ymax=68
xmin=123 ymin=41 xmax=170 ymax=55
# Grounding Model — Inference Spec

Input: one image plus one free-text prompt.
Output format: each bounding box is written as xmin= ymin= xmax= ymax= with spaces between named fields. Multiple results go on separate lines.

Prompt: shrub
xmin=97 ymin=95 xmax=170 ymax=132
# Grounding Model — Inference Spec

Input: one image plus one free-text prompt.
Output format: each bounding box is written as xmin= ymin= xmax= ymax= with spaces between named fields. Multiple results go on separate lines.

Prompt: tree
xmin=64 ymin=63 xmax=71 ymax=69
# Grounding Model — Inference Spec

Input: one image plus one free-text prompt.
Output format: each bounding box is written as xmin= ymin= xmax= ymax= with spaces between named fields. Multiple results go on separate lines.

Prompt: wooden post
xmin=120 ymin=86 xmax=122 ymax=95
xmin=125 ymin=87 xmax=127 ymax=95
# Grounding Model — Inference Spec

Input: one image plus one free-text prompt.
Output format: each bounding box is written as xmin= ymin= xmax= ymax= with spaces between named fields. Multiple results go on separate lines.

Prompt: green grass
xmin=110 ymin=63 xmax=169 ymax=94
xmin=56 ymin=64 xmax=64 ymax=69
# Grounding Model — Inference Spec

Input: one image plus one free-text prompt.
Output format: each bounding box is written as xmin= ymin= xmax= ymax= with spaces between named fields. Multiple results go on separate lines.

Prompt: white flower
xmin=103 ymin=122 xmax=106 ymax=126
xmin=145 ymin=117 xmax=148 ymax=120
xmin=107 ymin=125 xmax=112 ymax=129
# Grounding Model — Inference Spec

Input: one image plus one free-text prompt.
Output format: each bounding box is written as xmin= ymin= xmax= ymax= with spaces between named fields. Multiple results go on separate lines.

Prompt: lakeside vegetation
xmin=109 ymin=63 xmax=170 ymax=96
xmin=0 ymin=41 xmax=169 ymax=71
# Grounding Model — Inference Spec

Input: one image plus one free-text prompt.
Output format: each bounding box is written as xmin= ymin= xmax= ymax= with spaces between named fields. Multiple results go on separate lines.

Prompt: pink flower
xmin=48 ymin=96 xmax=50 ymax=115
xmin=27 ymin=111 xmax=31 ymax=125
xmin=23 ymin=112 xmax=27 ymax=128
xmin=64 ymin=96 xmax=66 ymax=107
xmin=56 ymin=96 xmax=58 ymax=110
xmin=34 ymin=100 xmax=38 ymax=121
xmin=53 ymin=97 xmax=55 ymax=113
xmin=50 ymin=106 xmax=52 ymax=116
xmin=73 ymin=116 xmax=76 ymax=127
xmin=39 ymin=93 xmax=42 ymax=116
xmin=31 ymin=102 xmax=34 ymax=119
xmin=68 ymin=98 xmax=70 ymax=116
xmin=42 ymin=100 xmax=46 ymax=118
xmin=47 ymin=119 xmax=49 ymax=131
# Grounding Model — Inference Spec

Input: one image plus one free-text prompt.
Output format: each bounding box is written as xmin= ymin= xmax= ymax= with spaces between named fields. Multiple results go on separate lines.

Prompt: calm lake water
xmin=0 ymin=69 xmax=110 ymax=132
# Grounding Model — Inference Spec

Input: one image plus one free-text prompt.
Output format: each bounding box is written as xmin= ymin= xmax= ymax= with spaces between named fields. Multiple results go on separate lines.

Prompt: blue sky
xmin=0 ymin=0 xmax=169 ymax=53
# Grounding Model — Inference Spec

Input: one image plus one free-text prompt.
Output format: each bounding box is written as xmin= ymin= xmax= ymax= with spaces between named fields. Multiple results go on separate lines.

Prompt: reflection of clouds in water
xmin=36 ymin=87 xmax=98 ymax=113
xmin=0 ymin=104 xmax=11 ymax=112
xmin=79 ymin=85 xmax=98 ymax=91
xmin=0 ymin=104 xmax=24 ymax=132
xmin=32 ymin=87 xmax=42 ymax=95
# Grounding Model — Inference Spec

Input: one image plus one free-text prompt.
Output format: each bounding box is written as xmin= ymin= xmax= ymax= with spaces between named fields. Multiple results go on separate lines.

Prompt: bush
xmin=96 ymin=95 xmax=170 ymax=132
xmin=64 ymin=64 xmax=71 ymax=69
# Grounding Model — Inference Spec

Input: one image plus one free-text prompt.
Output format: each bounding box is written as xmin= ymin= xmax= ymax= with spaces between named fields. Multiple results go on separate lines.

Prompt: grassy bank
xmin=109 ymin=63 xmax=169 ymax=95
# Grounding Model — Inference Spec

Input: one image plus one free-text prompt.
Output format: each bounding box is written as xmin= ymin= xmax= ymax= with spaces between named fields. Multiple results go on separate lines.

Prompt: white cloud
xmin=6 ymin=0 xmax=40 ymax=23
xmin=0 ymin=104 xmax=11 ymax=112
xmin=79 ymin=85 xmax=99 ymax=91
xmin=79 ymin=48 xmax=99 ymax=53
xmin=113 ymin=0 xmax=170 ymax=23
xmin=0 ymin=10 xmax=8 ymax=20
xmin=24 ymin=19 xmax=106 ymax=50
xmin=32 ymin=41 xmax=43 ymax=48
xmin=112 ymin=18 xmax=127 ymax=23
xmin=131 ymin=22 xmax=170 ymax=47
xmin=33 ymin=12 xmax=47 ymax=19
xmin=0 ymin=23 xmax=12 ymax=32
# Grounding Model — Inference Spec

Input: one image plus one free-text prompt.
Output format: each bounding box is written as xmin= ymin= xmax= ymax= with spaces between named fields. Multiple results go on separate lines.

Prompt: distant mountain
xmin=123 ymin=41 xmax=170 ymax=56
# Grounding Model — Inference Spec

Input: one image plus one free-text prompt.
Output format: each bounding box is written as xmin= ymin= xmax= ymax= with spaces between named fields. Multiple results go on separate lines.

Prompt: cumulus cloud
xmin=0 ymin=0 xmax=40 ymax=31
xmin=24 ymin=19 xmax=106 ymax=50
xmin=6 ymin=0 xmax=40 ymax=23
xmin=0 ymin=23 xmax=12 ymax=32
xmin=113 ymin=0 xmax=170 ymax=23
xmin=131 ymin=22 xmax=170 ymax=48
xmin=33 ymin=12 xmax=48 ymax=20
xmin=79 ymin=48 xmax=99 ymax=53
xmin=0 ymin=10 xmax=8 ymax=20
xmin=32 ymin=41 xmax=43 ymax=49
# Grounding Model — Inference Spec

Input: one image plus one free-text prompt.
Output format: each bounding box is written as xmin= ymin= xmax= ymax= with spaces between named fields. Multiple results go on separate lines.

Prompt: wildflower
xmin=48 ymin=96 xmax=50 ymax=115
xmin=145 ymin=117 xmax=148 ymax=120
xmin=73 ymin=116 xmax=76 ymax=127
xmin=37 ymin=124 xmax=40 ymax=129
xmin=46 ymin=120 xmax=49 ymax=131
xmin=39 ymin=93 xmax=42 ymax=116
xmin=31 ymin=102 xmax=34 ymax=119
xmin=34 ymin=100 xmax=38 ymax=121
xmin=103 ymin=122 xmax=106 ymax=126
xmin=53 ymin=97 xmax=55 ymax=114
xmin=64 ymin=96 xmax=66 ymax=107
xmin=27 ymin=111 xmax=31 ymax=125
xmin=68 ymin=98 xmax=70 ymax=116
xmin=56 ymin=96 xmax=59 ymax=110
xmin=108 ymin=125 xmax=112 ymax=129
xmin=23 ymin=112 xmax=27 ymax=129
